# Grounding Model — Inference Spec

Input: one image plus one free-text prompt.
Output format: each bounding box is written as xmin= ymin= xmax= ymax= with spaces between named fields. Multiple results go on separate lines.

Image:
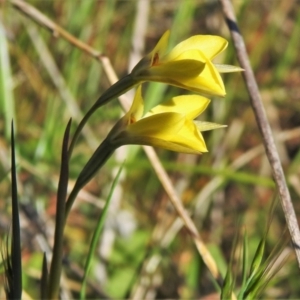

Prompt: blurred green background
xmin=1 ymin=0 xmax=300 ymax=298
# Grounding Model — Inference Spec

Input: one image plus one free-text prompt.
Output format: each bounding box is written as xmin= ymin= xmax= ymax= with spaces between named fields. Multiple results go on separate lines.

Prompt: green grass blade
xmin=123 ymin=159 xmax=275 ymax=188
xmin=249 ymin=238 xmax=265 ymax=278
xmin=221 ymin=220 xmax=241 ymax=299
xmin=47 ymin=119 xmax=72 ymax=299
xmin=221 ymin=269 xmax=234 ymax=300
xmin=254 ymin=237 xmax=290 ymax=298
xmin=243 ymin=199 xmax=281 ymax=297
xmin=80 ymin=162 xmax=124 ymax=299
xmin=9 ymin=121 xmax=22 ymax=299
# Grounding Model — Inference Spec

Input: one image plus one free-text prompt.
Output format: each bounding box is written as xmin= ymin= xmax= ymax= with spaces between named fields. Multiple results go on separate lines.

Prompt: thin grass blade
xmin=8 ymin=121 xmax=22 ymax=299
xmin=243 ymin=199 xmax=283 ymax=297
xmin=248 ymin=237 xmax=265 ymax=279
xmin=252 ymin=232 xmax=290 ymax=298
xmin=221 ymin=220 xmax=241 ymax=299
xmin=221 ymin=269 xmax=234 ymax=300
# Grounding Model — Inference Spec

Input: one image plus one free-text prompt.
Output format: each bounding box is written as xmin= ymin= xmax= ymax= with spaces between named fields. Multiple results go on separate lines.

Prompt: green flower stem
xmin=65 ymin=139 xmax=115 ymax=220
xmin=68 ymin=74 xmax=138 ymax=159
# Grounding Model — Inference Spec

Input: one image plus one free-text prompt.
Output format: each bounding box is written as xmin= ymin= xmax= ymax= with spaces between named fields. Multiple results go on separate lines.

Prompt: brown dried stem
xmin=219 ymin=0 xmax=300 ymax=267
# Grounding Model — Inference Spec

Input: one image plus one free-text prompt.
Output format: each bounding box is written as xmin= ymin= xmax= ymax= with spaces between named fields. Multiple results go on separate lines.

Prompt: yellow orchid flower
xmin=69 ymin=86 xmax=226 ymax=206
xmin=69 ymin=31 xmax=240 ymax=157
xmin=131 ymin=30 xmax=241 ymax=97
xmin=107 ymin=86 xmax=225 ymax=154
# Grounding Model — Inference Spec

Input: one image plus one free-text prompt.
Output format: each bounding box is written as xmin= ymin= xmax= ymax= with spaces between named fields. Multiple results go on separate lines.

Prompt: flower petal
xmin=127 ymin=112 xmax=185 ymax=137
xmin=180 ymin=56 xmax=225 ymax=96
xmin=127 ymin=85 xmax=144 ymax=121
xmin=132 ymin=119 xmax=207 ymax=153
xmin=150 ymin=30 xmax=170 ymax=61
xmin=119 ymin=135 xmax=204 ymax=154
xmin=121 ymin=115 xmax=208 ymax=154
xmin=165 ymin=120 xmax=208 ymax=152
xmin=143 ymin=58 xmax=205 ymax=80
xmin=168 ymin=35 xmax=228 ymax=60
xmin=144 ymin=50 xmax=226 ymax=96
xmin=146 ymin=95 xmax=210 ymax=120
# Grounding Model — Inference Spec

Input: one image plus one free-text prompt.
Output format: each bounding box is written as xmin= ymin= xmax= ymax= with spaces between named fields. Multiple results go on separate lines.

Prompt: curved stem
xmin=68 ymin=74 xmax=138 ymax=159
xmin=65 ymin=139 xmax=115 ymax=219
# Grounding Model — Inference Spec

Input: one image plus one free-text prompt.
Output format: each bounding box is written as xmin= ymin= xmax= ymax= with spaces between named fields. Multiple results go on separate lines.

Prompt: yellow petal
xmin=150 ymin=30 xmax=170 ymax=61
xmin=120 ymin=135 xmax=204 ymax=154
xmin=168 ymin=35 xmax=228 ymax=61
xmin=125 ymin=117 xmax=207 ymax=154
xmin=166 ymin=120 xmax=208 ymax=152
xmin=132 ymin=119 xmax=207 ymax=153
xmin=142 ymin=57 xmax=205 ymax=80
xmin=127 ymin=112 xmax=185 ymax=137
xmin=180 ymin=55 xmax=225 ymax=96
xmin=131 ymin=31 xmax=171 ymax=75
xmin=145 ymin=50 xmax=226 ymax=96
xmin=127 ymin=85 xmax=144 ymax=121
xmin=146 ymin=95 xmax=210 ymax=120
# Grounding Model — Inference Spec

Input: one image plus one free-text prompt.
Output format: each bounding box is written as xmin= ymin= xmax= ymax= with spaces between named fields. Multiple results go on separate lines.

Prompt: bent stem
xmin=68 ymin=75 xmax=138 ymax=158
xmin=65 ymin=139 xmax=115 ymax=220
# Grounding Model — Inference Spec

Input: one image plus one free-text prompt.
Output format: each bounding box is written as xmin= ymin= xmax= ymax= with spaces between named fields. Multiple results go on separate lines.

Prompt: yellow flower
xmin=72 ymin=85 xmax=226 ymax=194
xmin=107 ymin=86 xmax=225 ymax=154
xmin=131 ymin=31 xmax=241 ymax=97
xmin=69 ymin=31 xmax=241 ymax=157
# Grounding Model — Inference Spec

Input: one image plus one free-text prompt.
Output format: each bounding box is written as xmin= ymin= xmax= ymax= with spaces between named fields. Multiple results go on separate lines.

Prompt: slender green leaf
xmin=221 ymin=269 xmax=234 ymax=300
xmin=9 ymin=121 xmax=22 ymax=299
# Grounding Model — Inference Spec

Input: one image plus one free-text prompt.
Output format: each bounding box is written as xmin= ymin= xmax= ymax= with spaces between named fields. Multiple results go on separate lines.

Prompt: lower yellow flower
xmin=72 ymin=85 xmax=226 ymax=193
xmin=107 ymin=86 xmax=226 ymax=154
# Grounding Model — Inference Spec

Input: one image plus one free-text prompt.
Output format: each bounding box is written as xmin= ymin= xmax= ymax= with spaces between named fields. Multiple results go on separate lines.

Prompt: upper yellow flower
xmin=107 ymin=86 xmax=225 ymax=154
xmin=131 ymin=31 xmax=241 ymax=97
